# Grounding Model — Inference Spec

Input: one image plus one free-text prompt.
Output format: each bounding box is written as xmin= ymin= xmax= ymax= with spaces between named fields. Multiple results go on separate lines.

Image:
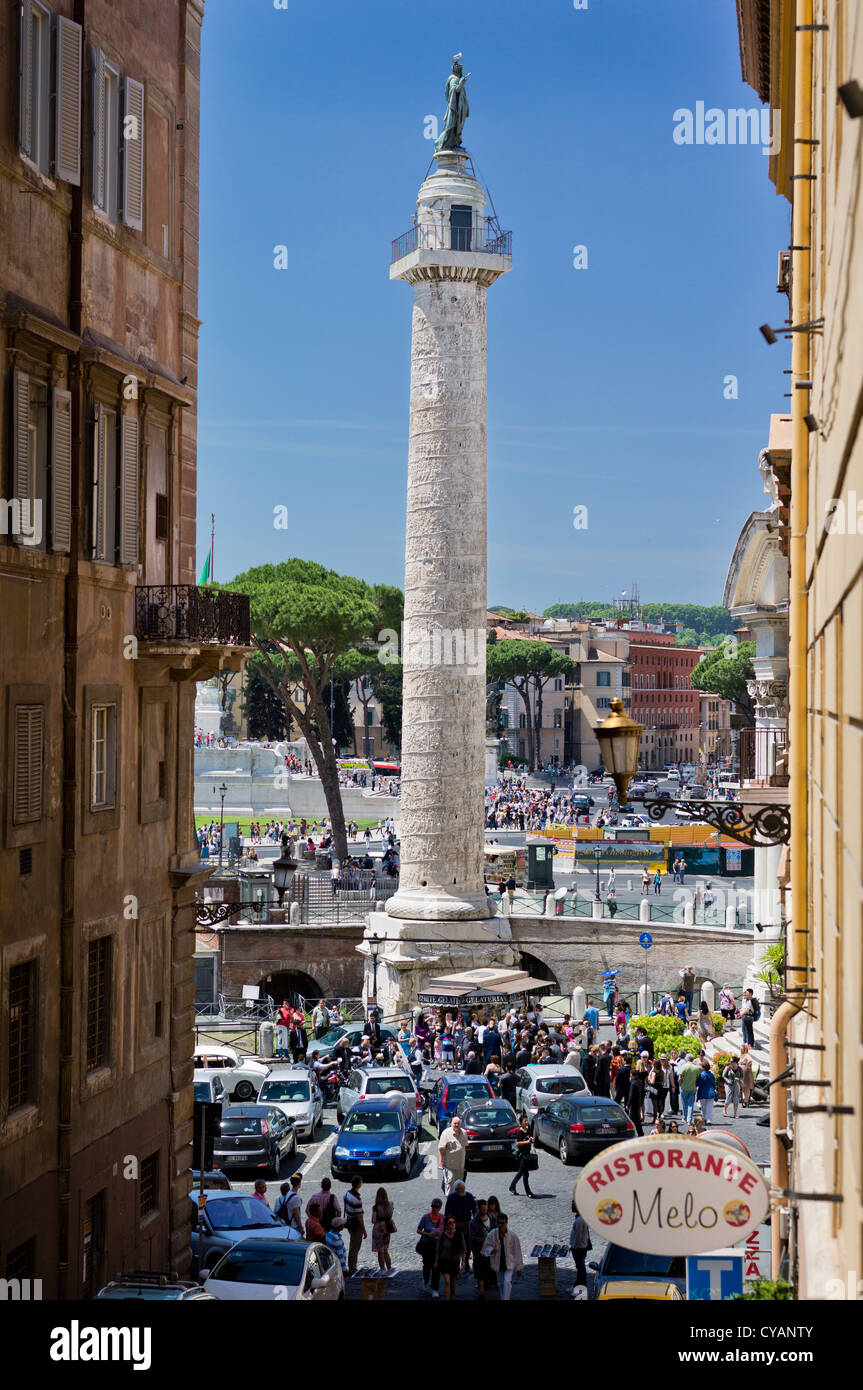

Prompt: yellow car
xmin=596 ymin=1280 xmax=685 ymax=1300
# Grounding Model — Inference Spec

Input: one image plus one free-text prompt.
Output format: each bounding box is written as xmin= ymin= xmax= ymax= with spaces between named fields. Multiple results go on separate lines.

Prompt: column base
xmin=384 ymin=885 xmax=495 ymax=921
xmin=361 ymin=910 xmax=516 ymax=1019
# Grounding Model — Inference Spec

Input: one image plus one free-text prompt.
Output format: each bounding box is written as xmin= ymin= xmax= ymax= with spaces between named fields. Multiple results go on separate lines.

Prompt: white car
xmin=192 ymin=1043 xmax=270 ymax=1101
xmin=202 ymin=1237 xmax=344 ymax=1301
xmin=256 ymin=1066 xmax=323 ymax=1140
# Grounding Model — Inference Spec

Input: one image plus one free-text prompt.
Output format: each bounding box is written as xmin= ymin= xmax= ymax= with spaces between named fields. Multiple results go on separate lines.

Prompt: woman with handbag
xmin=371 ymin=1186 xmax=397 ymax=1277
xmin=416 ymin=1197 xmax=443 ymax=1297
xmin=646 ymin=1058 xmax=667 ymax=1122
xmin=508 ymin=1114 xmax=536 ymax=1197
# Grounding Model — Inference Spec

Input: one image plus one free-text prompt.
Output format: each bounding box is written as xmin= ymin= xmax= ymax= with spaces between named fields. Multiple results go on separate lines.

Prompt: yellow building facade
xmin=737 ymin=0 xmax=862 ymax=1295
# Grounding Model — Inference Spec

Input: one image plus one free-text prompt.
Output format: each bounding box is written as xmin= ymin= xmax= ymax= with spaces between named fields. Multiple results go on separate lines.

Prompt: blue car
xmin=331 ymin=1097 xmax=418 ymax=1181
xmin=429 ymin=1073 xmax=495 ymax=1135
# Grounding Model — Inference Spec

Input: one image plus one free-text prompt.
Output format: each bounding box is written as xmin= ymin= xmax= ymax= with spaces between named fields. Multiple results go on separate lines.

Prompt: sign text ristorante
xmin=575 ymin=1135 xmax=770 ymax=1256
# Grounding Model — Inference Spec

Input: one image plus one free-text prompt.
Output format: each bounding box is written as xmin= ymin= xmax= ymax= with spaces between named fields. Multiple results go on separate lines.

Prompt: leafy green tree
xmin=487 ymin=639 xmax=573 ymax=770
xmin=369 ymin=660 xmax=403 ymax=753
xmin=223 ymin=561 xmax=395 ymax=860
xmin=690 ymin=640 xmax=756 ymax=725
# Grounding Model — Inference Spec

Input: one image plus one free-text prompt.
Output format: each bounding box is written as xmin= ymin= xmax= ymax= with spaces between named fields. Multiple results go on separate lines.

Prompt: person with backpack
xmin=308 ymin=1176 xmax=340 ymax=1233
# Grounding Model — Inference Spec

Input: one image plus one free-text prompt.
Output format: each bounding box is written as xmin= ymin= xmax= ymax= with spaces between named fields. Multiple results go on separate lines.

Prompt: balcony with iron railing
xmin=739 ymin=725 xmax=788 ymax=787
xmin=135 ymin=586 xmax=251 ymax=646
xmin=391 ymin=220 xmax=512 ymax=264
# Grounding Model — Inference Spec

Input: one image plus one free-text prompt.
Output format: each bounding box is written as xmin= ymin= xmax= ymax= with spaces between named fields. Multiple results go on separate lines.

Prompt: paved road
xmin=228 ymin=1033 xmax=771 ymax=1301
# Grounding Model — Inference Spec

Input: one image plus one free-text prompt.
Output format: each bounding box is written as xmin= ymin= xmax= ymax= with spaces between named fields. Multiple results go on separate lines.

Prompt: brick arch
xmin=518 ymin=950 xmax=561 ymax=993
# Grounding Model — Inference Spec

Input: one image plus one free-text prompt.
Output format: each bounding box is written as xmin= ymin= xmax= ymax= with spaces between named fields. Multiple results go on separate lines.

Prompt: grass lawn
xmin=194 ymin=815 xmax=385 ymax=837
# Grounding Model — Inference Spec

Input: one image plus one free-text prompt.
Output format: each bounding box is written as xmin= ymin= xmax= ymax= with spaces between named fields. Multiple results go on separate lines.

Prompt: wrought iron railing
xmin=391 ymin=221 xmax=512 ymax=263
xmin=135 ymin=585 xmax=250 ymax=645
xmin=739 ymin=726 xmax=788 ymax=786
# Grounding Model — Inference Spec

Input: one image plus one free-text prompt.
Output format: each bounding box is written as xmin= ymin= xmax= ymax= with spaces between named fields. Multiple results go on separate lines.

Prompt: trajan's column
xmin=363 ymin=59 xmax=517 ymax=1014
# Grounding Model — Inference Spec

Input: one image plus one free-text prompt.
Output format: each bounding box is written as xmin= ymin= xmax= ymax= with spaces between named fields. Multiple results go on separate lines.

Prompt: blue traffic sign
xmin=686 ymin=1253 xmax=744 ymax=1301
xmin=639 ymin=932 xmax=653 ymax=949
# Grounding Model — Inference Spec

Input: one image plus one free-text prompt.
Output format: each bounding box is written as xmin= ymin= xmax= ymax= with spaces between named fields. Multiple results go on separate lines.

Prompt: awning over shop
xmin=417 ymin=967 xmax=550 ymax=1007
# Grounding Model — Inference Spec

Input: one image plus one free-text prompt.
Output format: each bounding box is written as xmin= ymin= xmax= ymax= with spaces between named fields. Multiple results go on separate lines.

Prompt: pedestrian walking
xmin=275 ymin=1000 xmax=291 ymax=1060
xmin=653 ymin=868 xmax=662 ymax=895
xmin=626 ymin=1063 xmax=646 ymax=1136
xmin=371 ymin=1187 xmax=396 ymax=1277
xmin=435 ymin=1216 xmax=462 ymax=1300
xmin=444 ymin=1180 xmax=476 ymax=1273
xmin=594 ymin=1044 xmax=612 ymax=1099
xmin=438 ymin=1114 xmax=468 ymax=1196
xmin=740 ymin=1045 xmax=754 ymax=1106
xmin=646 ymin=1058 xmax=667 ymax=1122
xmin=509 ymin=1114 xmax=535 ymax=1197
xmin=252 ymin=1178 xmax=270 ymax=1209
xmin=641 ymin=866 xmax=651 ymax=895
xmin=312 ymin=998 xmax=330 ymax=1040
xmin=718 ymin=985 xmax=737 ymax=1027
xmin=469 ymin=1199 xmax=494 ymax=1299
xmin=344 ymin=1176 xmax=366 ymax=1275
xmin=416 ymin=1198 xmax=444 ymax=1296
xmin=678 ymin=1053 xmax=700 ymax=1124
xmin=739 ymin=989 xmax=760 ymax=1047
xmin=481 ymin=1213 xmax=524 ymax=1301
xmin=723 ymin=1057 xmax=742 ymax=1118
xmin=679 ymin=966 xmax=695 ymax=1015
xmin=696 ymin=1061 xmax=718 ymax=1125
xmin=569 ymin=1200 xmax=591 ymax=1290
xmin=325 ymin=1216 xmax=348 ymax=1273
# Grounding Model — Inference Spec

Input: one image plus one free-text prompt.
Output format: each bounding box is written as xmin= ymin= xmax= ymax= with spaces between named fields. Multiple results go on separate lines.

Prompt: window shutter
xmin=119 ymin=415 xmax=139 ymax=565
xmin=92 ymin=403 xmax=105 ymax=559
xmin=51 ymin=388 xmax=73 ymax=553
xmin=92 ymin=47 xmax=105 ymax=209
xmin=18 ymin=1 xmax=33 ymax=159
xmin=13 ymin=370 xmax=32 ymax=505
xmin=55 ymin=17 xmax=82 ymax=185
xmin=13 ymin=705 xmax=44 ymax=824
xmin=122 ymin=77 xmax=144 ymax=230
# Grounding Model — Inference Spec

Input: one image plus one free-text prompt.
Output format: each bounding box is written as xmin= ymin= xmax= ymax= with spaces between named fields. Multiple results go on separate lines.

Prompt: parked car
xmin=201 ymin=1238 xmax=344 ymax=1302
xmin=256 ymin=1066 xmax=323 ymax=1140
xmin=189 ymin=1190 xmax=302 ymax=1270
xmin=336 ymin=1067 xmax=422 ymax=1125
xmin=192 ymin=1044 xmax=270 ymax=1102
xmin=311 ymin=1021 xmax=399 ymax=1064
xmin=596 ymin=1280 xmax=685 ymax=1300
xmin=514 ymin=1064 xmax=588 ymax=1125
xmin=331 ymin=1097 xmax=418 ymax=1180
xmin=454 ymin=1098 xmax=520 ymax=1165
xmin=429 ymin=1073 xmax=496 ymax=1135
xmin=193 ymin=1070 xmax=228 ymax=1106
xmin=533 ymin=1094 xmax=635 ymax=1164
xmin=190 ymin=1168 xmax=232 ymax=1191
xmin=212 ymin=1104 xmax=296 ymax=1176
xmin=589 ymin=1243 xmax=687 ymax=1300
xmin=571 ymin=793 xmax=595 ymax=809
xmin=95 ymin=1271 xmax=217 ymax=1301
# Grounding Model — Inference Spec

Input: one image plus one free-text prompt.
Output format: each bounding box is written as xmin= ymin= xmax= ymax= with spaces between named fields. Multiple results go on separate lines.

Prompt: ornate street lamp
xmin=368 ymin=932 xmax=382 ymax=1005
xmin=272 ymin=835 xmax=298 ymax=906
xmin=593 ymin=698 xmax=791 ymax=847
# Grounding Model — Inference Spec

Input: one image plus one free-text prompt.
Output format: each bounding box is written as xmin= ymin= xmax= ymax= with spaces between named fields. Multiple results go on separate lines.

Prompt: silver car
xmin=514 ymin=1064 xmax=589 ymax=1127
xmin=256 ymin=1066 xmax=323 ymax=1141
xmin=336 ymin=1066 xmax=422 ymax=1125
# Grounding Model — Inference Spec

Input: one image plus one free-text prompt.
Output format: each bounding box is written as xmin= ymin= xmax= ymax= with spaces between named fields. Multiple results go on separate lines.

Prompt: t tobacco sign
xmin=574 ymin=1134 xmax=770 ymax=1256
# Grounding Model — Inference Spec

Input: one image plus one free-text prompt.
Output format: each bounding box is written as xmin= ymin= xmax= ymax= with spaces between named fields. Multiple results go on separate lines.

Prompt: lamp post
xmin=215 ymin=783 xmax=227 ymax=870
xmin=272 ymin=835 xmax=298 ymax=908
xmin=368 ymin=932 xmax=382 ymax=1009
xmin=594 ymin=845 xmax=602 ymax=903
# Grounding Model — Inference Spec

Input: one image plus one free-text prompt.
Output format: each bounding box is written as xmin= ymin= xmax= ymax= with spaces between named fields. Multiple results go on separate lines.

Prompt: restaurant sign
xmin=574 ymin=1135 xmax=770 ymax=1256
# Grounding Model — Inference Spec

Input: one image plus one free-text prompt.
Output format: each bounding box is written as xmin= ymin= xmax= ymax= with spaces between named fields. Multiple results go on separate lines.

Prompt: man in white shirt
xmin=481 ymin=1214 xmax=524 ymax=1301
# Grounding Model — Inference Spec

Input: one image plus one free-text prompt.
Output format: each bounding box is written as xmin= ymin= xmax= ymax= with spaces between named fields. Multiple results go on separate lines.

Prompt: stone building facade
xmin=0 ymin=0 xmax=247 ymax=1297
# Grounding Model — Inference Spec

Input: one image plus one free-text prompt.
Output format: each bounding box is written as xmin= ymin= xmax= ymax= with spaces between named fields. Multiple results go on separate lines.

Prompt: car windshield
xmin=260 ymin=1081 xmax=310 ymax=1102
xmin=576 ymin=1105 xmax=627 ymax=1122
xmin=536 ymin=1077 xmax=585 ymax=1094
xmin=465 ymin=1108 xmax=513 ymax=1125
xmin=604 ymin=1247 xmax=685 ymax=1278
xmin=219 ymin=1118 xmax=263 ymax=1136
xmin=317 ymin=1026 xmax=351 ymax=1049
xmin=343 ymin=1111 xmax=401 ymax=1134
xmin=365 ymin=1077 xmax=413 ymax=1095
xmin=211 ymin=1246 xmax=307 ymax=1286
xmin=448 ymin=1084 xmax=492 ymax=1101
xmin=205 ymin=1197 xmax=279 ymax=1231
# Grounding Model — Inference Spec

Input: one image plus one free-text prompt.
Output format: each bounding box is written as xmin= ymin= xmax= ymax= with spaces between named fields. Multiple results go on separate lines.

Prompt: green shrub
xmin=629 ymin=1015 xmax=685 ymax=1042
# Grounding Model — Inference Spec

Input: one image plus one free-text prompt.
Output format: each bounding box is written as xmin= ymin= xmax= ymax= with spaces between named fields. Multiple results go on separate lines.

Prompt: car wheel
xmin=234 ymin=1080 xmax=255 ymax=1101
xmin=559 ymin=1137 xmax=571 ymax=1165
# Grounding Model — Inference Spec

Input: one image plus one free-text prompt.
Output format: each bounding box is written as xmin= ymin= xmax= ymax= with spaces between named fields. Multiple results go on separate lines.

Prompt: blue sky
xmin=196 ymin=0 xmax=789 ymax=609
